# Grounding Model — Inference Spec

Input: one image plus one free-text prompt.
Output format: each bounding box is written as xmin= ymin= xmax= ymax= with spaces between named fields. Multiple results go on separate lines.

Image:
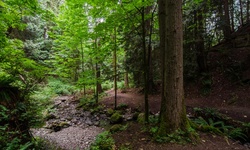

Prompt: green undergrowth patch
xmin=78 ymin=96 xmax=105 ymax=114
xmin=192 ymin=117 xmax=247 ymax=141
xmin=90 ymin=131 xmax=115 ymax=150
xmin=154 ymin=128 xmax=197 ymax=144
xmin=192 ymin=107 xmax=249 ymax=143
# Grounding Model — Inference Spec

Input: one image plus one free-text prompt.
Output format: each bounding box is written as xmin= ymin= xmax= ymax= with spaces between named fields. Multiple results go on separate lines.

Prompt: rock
xmin=59 ymin=122 xmax=70 ymax=128
xmin=85 ymin=117 xmax=93 ymax=126
xmin=137 ymin=113 xmax=145 ymax=123
xmin=123 ymin=114 xmax=133 ymax=121
xmin=132 ymin=112 xmax=140 ymax=120
xmin=83 ymin=111 xmax=91 ymax=117
xmin=106 ymin=108 xmax=114 ymax=116
xmin=94 ymin=121 xmax=100 ymax=126
xmin=110 ymin=124 xmax=123 ymax=133
xmin=110 ymin=112 xmax=123 ymax=124
xmin=100 ymin=114 xmax=107 ymax=120
xmin=46 ymin=113 xmax=57 ymax=121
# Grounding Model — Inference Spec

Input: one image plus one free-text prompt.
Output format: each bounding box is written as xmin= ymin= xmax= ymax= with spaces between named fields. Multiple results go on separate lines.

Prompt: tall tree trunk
xmin=158 ymin=0 xmax=189 ymax=135
xmin=147 ymin=4 xmax=157 ymax=93
xmin=95 ymin=39 xmax=102 ymax=103
xmin=230 ymin=0 xmax=235 ymax=32
xmin=80 ymin=40 xmax=86 ymax=95
xmin=247 ymin=0 xmax=250 ymax=22
xmin=223 ymin=0 xmax=232 ymax=40
xmin=114 ymin=27 xmax=117 ymax=110
xmin=142 ymin=0 xmax=149 ymax=123
xmin=240 ymin=0 xmax=244 ymax=25
xmin=196 ymin=9 xmax=208 ymax=73
xmin=124 ymin=71 xmax=129 ymax=88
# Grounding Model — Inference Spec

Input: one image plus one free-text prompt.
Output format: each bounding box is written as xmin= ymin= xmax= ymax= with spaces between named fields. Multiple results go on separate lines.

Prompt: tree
xmin=158 ymin=0 xmax=189 ymax=135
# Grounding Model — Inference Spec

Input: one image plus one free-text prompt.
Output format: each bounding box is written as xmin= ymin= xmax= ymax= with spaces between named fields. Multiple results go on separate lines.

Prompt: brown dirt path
xmin=101 ymin=88 xmax=250 ymax=150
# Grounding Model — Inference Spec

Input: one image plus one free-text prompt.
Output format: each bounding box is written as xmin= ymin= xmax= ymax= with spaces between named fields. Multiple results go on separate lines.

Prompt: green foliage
xmin=137 ymin=113 xmax=145 ymax=124
xmin=117 ymin=103 xmax=128 ymax=110
xmin=193 ymin=117 xmax=247 ymax=141
xmin=149 ymin=115 xmax=159 ymax=124
xmin=47 ymin=78 xmax=76 ymax=95
xmin=90 ymin=131 xmax=115 ymax=150
xmin=106 ymin=108 xmax=114 ymax=116
xmin=200 ymin=73 xmax=212 ymax=96
xmin=102 ymin=81 xmax=113 ymax=90
xmin=110 ymin=124 xmax=128 ymax=133
xmin=227 ymin=128 xmax=247 ymax=141
xmin=79 ymin=96 xmax=97 ymax=110
xmin=155 ymin=129 xmax=193 ymax=144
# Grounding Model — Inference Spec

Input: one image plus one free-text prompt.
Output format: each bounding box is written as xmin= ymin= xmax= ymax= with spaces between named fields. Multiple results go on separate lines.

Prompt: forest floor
xmin=100 ymin=46 xmax=250 ymax=149
xmin=101 ymin=84 xmax=250 ymax=150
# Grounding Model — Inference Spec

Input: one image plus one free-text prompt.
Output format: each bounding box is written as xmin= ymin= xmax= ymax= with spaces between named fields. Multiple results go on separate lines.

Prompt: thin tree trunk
xmin=230 ymin=0 xmax=235 ymax=32
xmin=196 ymin=9 xmax=208 ymax=73
xmin=223 ymin=0 xmax=231 ymax=40
xmin=80 ymin=40 xmax=86 ymax=95
xmin=142 ymin=0 xmax=149 ymax=123
xmin=247 ymin=0 xmax=250 ymax=22
xmin=240 ymin=0 xmax=244 ymax=25
xmin=124 ymin=71 xmax=129 ymax=88
xmin=114 ymin=27 xmax=117 ymax=110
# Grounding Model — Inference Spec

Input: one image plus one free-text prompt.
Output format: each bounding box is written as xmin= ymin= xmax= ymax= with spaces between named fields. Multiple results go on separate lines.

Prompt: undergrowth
xmin=90 ymin=131 xmax=115 ymax=150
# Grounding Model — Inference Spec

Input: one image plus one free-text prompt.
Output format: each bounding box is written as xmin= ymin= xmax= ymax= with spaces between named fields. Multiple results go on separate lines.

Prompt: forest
xmin=0 ymin=0 xmax=250 ymax=149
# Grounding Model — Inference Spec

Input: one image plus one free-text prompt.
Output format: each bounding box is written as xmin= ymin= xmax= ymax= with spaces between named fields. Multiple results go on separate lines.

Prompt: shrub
xmin=90 ymin=131 xmax=115 ymax=150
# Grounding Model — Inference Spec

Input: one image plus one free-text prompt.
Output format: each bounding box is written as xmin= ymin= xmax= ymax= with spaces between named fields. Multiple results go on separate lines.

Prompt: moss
xmin=110 ymin=124 xmax=123 ymax=133
xmin=110 ymin=112 xmax=122 ymax=124
xmin=107 ymin=108 xmax=114 ymax=116
xmin=137 ymin=113 xmax=145 ymax=124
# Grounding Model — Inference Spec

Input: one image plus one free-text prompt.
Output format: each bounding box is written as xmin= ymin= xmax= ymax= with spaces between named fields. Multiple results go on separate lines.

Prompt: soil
xmin=102 ymin=87 xmax=250 ymax=150
xmin=100 ymin=47 xmax=250 ymax=150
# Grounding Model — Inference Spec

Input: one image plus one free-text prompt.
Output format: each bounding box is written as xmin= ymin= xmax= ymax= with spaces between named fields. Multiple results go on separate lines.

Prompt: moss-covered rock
xmin=110 ymin=112 xmax=123 ymax=124
xmin=106 ymin=108 xmax=114 ymax=116
xmin=110 ymin=124 xmax=123 ymax=133
xmin=137 ymin=113 xmax=145 ymax=124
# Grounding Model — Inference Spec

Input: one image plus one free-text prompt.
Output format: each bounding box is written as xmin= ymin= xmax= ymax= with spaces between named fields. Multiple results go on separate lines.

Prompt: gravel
xmin=31 ymin=96 xmax=104 ymax=150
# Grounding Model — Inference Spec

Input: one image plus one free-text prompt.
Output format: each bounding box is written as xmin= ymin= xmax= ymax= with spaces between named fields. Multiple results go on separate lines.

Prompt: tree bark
xmin=196 ymin=9 xmax=208 ymax=73
xmin=124 ymin=71 xmax=129 ymax=88
xmin=142 ymin=0 xmax=149 ymax=123
xmin=240 ymin=0 xmax=244 ymax=25
xmin=158 ymin=0 xmax=188 ymax=135
xmin=114 ymin=27 xmax=117 ymax=109
xmin=247 ymin=0 xmax=250 ymax=22
xmin=223 ymin=0 xmax=232 ymax=40
xmin=230 ymin=0 xmax=235 ymax=32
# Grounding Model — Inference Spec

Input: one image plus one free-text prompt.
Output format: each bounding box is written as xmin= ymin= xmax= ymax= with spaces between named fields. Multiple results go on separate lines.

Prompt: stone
xmin=110 ymin=112 xmax=123 ymax=124
xmin=137 ymin=113 xmax=145 ymax=123
xmin=110 ymin=124 xmax=123 ymax=133
xmin=85 ymin=117 xmax=93 ymax=126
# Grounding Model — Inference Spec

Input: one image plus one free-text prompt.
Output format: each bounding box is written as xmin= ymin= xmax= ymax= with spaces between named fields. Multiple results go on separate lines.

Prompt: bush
xmin=47 ymin=78 xmax=76 ymax=95
xmin=90 ymin=131 xmax=115 ymax=150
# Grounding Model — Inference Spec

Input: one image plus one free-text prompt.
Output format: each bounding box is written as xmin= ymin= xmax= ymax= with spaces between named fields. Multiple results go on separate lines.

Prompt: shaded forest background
xmin=1 ymin=0 xmax=250 ymax=149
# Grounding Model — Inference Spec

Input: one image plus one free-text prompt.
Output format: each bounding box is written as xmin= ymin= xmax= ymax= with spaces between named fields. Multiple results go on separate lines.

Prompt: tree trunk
xmin=223 ymin=0 xmax=232 ymax=40
xmin=124 ymin=71 xmax=129 ymax=88
xmin=196 ymin=9 xmax=208 ymax=73
xmin=142 ymin=0 xmax=149 ymax=123
xmin=158 ymin=0 xmax=189 ymax=135
xmin=80 ymin=40 xmax=86 ymax=95
xmin=114 ymin=27 xmax=117 ymax=110
xmin=230 ymin=0 xmax=235 ymax=32
xmin=247 ymin=0 xmax=250 ymax=22
xmin=240 ymin=0 xmax=244 ymax=25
